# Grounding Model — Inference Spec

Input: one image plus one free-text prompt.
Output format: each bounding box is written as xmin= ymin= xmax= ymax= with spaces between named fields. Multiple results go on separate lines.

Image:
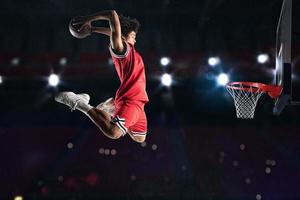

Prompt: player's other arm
xmin=91 ymin=27 xmax=111 ymax=36
xmin=74 ymin=10 xmax=124 ymax=54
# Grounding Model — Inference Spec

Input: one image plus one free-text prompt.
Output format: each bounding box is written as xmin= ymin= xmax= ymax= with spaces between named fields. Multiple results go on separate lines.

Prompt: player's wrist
xmin=90 ymin=26 xmax=97 ymax=33
xmin=82 ymin=15 xmax=93 ymax=23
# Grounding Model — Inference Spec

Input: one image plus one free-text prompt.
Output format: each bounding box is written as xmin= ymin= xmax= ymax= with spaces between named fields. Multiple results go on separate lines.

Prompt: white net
xmin=226 ymin=84 xmax=265 ymax=119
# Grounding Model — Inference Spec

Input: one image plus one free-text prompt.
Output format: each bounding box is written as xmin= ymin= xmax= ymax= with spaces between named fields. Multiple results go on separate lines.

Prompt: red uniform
xmin=109 ymin=42 xmax=149 ymax=136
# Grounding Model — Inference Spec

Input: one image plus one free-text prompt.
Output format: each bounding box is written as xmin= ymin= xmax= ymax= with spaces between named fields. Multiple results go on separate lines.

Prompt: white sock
xmin=76 ymin=101 xmax=93 ymax=114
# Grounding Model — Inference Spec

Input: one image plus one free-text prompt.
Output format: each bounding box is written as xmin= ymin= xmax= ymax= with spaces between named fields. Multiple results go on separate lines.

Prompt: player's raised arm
xmin=91 ymin=27 xmax=111 ymax=36
xmin=73 ymin=10 xmax=124 ymax=54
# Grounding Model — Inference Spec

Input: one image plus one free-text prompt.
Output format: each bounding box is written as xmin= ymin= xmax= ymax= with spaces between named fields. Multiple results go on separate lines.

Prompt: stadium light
xmin=161 ymin=73 xmax=172 ymax=87
xmin=48 ymin=74 xmax=60 ymax=87
xmin=257 ymin=54 xmax=269 ymax=64
xmin=217 ymin=73 xmax=229 ymax=86
xmin=59 ymin=57 xmax=67 ymax=66
xmin=208 ymin=57 xmax=220 ymax=66
xmin=11 ymin=57 xmax=20 ymax=66
xmin=14 ymin=196 xmax=23 ymax=200
xmin=107 ymin=58 xmax=114 ymax=66
xmin=160 ymin=57 xmax=171 ymax=66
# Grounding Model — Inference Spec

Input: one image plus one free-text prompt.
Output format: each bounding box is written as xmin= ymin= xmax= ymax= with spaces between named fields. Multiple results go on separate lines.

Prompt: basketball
xmin=69 ymin=18 xmax=91 ymax=39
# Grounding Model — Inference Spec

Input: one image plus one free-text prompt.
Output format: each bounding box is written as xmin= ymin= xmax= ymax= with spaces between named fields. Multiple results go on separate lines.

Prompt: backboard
xmin=273 ymin=0 xmax=292 ymax=115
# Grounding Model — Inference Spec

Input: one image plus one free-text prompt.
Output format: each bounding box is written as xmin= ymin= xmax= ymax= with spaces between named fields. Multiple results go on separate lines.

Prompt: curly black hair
xmin=119 ymin=15 xmax=140 ymax=37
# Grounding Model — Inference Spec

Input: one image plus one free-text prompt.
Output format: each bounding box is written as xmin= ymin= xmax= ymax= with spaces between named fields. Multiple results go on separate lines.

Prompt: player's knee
xmin=107 ymin=125 xmax=123 ymax=139
xmin=133 ymin=136 xmax=146 ymax=143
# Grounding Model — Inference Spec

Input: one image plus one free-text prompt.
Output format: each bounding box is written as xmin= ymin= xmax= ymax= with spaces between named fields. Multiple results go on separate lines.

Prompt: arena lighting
xmin=104 ymin=149 xmax=110 ymax=155
xmin=245 ymin=178 xmax=251 ymax=184
xmin=161 ymin=73 xmax=172 ymax=87
xmin=58 ymin=176 xmax=64 ymax=182
xmin=0 ymin=76 xmax=3 ymax=84
xmin=256 ymin=194 xmax=262 ymax=200
xmin=110 ymin=149 xmax=117 ymax=155
xmin=99 ymin=148 xmax=105 ymax=154
xmin=151 ymin=144 xmax=158 ymax=150
xmin=257 ymin=54 xmax=269 ymax=64
xmin=141 ymin=142 xmax=147 ymax=147
xmin=217 ymin=73 xmax=229 ymax=86
xmin=48 ymin=74 xmax=60 ymax=87
xmin=208 ymin=57 xmax=220 ymax=66
xmin=265 ymin=167 xmax=271 ymax=174
xmin=160 ymin=57 xmax=171 ymax=66
xmin=59 ymin=57 xmax=67 ymax=66
xmin=14 ymin=196 xmax=23 ymax=200
xmin=11 ymin=57 xmax=20 ymax=66
xmin=67 ymin=142 xmax=73 ymax=149
xmin=108 ymin=58 xmax=114 ymax=66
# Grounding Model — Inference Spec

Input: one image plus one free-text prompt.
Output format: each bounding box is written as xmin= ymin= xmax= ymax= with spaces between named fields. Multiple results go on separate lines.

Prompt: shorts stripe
xmin=131 ymin=131 xmax=147 ymax=136
xmin=111 ymin=116 xmax=127 ymax=136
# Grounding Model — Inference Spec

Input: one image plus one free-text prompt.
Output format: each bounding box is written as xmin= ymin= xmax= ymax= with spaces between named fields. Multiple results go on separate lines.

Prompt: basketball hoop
xmin=226 ymin=82 xmax=282 ymax=119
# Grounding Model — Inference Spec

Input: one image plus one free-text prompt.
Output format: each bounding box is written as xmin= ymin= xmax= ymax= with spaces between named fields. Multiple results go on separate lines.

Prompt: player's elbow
xmin=110 ymin=10 xmax=118 ymax=19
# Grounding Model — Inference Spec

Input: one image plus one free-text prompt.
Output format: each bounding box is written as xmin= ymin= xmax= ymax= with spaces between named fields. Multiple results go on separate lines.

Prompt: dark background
xmin=0 ymin=0 xmax=300 ymax=199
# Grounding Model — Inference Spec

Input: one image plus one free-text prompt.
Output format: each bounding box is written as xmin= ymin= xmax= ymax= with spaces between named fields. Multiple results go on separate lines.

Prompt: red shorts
xmin=111 ymin=100 xmax=147 ymax=137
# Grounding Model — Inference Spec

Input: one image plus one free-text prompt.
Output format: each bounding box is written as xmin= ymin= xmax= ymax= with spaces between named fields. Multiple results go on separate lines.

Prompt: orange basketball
xmin=69 ymin=18 xmax=91 ymax=39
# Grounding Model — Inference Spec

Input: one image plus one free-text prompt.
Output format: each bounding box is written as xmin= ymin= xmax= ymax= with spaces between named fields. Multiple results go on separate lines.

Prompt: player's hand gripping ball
xmin=69 ymin=17 xmax=91 ymax=39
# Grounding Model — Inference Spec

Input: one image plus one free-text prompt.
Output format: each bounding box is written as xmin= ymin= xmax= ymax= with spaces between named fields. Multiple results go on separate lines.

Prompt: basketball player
xmin=55 ymin=10 xmax=149 ymax=143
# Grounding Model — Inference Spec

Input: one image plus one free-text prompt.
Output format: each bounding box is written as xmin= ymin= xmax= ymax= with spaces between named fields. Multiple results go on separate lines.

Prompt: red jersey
xmin=109 ymin=42 xmax=149 ymax=103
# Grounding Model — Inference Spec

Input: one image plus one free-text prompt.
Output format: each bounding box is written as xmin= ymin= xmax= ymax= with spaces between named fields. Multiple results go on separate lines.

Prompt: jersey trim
xmin=109 ymin=42 xmax=130 ymax=58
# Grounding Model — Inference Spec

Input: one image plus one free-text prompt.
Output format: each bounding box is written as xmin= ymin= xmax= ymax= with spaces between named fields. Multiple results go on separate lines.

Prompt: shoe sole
xmin=55 ymin=92 xmax=90 ymax=104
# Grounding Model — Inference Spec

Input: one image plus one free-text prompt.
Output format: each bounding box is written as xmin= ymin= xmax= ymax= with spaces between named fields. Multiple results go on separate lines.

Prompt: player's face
xmin=126 ymin=31 xmax=136 ymax=46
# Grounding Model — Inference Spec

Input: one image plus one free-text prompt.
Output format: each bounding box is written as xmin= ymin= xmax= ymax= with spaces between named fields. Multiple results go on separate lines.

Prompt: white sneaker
xmin=55 ymin=92 xmax=90 ymax=111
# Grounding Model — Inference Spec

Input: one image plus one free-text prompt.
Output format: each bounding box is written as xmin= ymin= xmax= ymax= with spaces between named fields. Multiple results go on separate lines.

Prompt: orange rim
xmin=226 ymin=82 xmax=283 ymax=99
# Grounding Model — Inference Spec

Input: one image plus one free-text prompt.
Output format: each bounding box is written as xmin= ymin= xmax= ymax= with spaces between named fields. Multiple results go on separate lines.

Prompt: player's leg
xmin=112 ymin=100 xmax=145 ymax=141
xmin=55 ymin=92 xmax=123 ymax=139
xmin=86 ymin=108 xmax=123 ymax=139
xmin=128 ymin=107 xmax=147 ymax=143
xmin=128 ymin=130 xmax=146 ymax=143
xmin=96 ymin=97 xmax=115 ymax=116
